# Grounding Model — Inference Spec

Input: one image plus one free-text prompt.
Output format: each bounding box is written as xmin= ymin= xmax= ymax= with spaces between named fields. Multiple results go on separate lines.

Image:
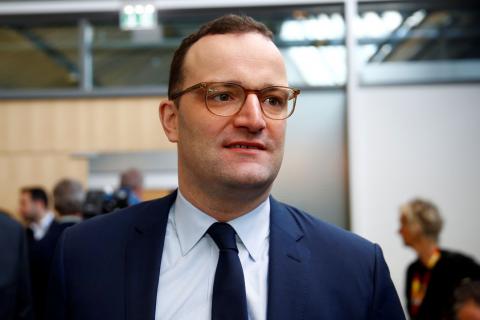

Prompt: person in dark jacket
xmin=20 ymin=187 xmax=66 ymax=320
xmin=0 ymin=210 xmax=33 ymax=320
xmin=399 ymin=198 xmax=480 ymax=320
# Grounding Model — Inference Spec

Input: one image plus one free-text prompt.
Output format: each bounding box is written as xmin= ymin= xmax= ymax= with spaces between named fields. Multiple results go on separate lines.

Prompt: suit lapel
xmin=125 ymin=191 xmax=177 ymax=320
xmin=267 ymin=197 xmax=309 ymax=320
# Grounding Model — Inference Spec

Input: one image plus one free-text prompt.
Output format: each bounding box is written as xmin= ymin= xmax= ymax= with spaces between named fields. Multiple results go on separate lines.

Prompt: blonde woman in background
xmin=399 ymin=199 xmax=480 ymax=320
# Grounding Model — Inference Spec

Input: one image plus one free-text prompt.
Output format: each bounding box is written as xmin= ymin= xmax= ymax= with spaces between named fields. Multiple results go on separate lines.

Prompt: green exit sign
xmin=120 ymin=4 xmax=157 ymax=30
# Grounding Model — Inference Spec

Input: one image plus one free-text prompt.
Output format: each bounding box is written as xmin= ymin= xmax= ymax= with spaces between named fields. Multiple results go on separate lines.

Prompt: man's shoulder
xmin=271 ymin=199 xmax=376 ymax=254
xmin=0 ymin=212 xmax=22 ymax=232
xmin=63 ymin=192 xmax=176 ymax=245
xmin=439 ymin=249 xmax=480 ymax=272
xmin=441 ymin=249 xmax=477 ymax=263
xmin=0 ymin=212 xmax=23 ymax=244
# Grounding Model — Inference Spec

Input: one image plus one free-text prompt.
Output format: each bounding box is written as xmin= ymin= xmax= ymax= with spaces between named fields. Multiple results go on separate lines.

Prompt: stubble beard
xmin=180 ymin=148 xmax=283 ymax=201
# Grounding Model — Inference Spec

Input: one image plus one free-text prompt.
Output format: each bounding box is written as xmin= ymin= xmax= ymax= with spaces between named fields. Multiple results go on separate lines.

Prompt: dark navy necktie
xmin=207 ymin=222 xmax=248 ymax=320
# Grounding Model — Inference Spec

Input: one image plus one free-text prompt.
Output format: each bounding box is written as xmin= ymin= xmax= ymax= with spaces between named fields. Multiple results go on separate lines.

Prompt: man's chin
xmin=223 ymin=171 xmax=276 ymax=191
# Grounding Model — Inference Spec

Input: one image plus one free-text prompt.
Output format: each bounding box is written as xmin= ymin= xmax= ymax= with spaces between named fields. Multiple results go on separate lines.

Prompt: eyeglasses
xmin=170 ymin=82 xmax=301 ymax=120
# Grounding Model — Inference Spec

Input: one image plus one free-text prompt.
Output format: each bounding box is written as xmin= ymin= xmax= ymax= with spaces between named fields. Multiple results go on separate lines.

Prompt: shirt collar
xmin=58 ymin=215 xmax=83 ymax=224
xmin=174 ymin=190 xmax=270 ymax=261
xmin=174 ymin=191 xmax=217 ymax=257
xmin=228 ymin=199 xmax=270 ymax=262
xmin=29 ymin=211 xmax=55 ymax=240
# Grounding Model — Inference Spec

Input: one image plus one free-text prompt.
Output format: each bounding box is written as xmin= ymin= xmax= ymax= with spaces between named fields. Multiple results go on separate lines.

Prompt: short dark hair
xmin=21 ymin=187 xmax=49 ymax=208
xmin=53 ymin=179 xmax=85 ymax=216
xmin=120 ymin=168 xmax=143 ymax=191
xmin=454 ymin=280 xmax=480 ymax=314
xmin=168 ymin=14 xmax=274 ymax=100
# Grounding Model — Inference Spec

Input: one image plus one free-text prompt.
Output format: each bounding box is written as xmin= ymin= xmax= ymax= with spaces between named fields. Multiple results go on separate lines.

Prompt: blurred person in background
xmin=454 ymin=280 xmax=480 ymax=320
xmin=399 ymin=198 xmax=480 ymax=320
xmin=82 ymin=170 xmax=142 ymax=217
xmin=53 ymin=178 xmax=85 ymax=225
xmin=0 ymin=209 xmax=33 ymax=320
xmin=119 ymin=167 xmax=144 ymax=205
xmin=19 ymin=187 xmax=64 ymax=320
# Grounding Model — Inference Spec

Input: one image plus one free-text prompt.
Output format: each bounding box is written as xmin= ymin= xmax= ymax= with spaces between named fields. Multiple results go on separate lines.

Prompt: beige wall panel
xmin=0 ymin=95 xmax=176 ymax=219
xmin=0 ymin=153 xmax=88 ymax=220
xmin=0 ymin=97 xmax=174 ymax=152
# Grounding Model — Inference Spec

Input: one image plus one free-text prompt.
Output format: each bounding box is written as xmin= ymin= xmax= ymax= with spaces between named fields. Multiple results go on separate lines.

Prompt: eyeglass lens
xmin=205 ymin=83 xmax=295 ymax=119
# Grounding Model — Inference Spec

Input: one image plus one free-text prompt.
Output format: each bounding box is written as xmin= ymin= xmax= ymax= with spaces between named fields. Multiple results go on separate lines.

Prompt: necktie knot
xmin=207 ymin=222 xmax=238 ymax=252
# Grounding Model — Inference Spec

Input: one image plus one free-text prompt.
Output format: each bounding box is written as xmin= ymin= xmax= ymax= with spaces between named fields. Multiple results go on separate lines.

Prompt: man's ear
xmin=159 ymin=100 xmax=179 ymax=143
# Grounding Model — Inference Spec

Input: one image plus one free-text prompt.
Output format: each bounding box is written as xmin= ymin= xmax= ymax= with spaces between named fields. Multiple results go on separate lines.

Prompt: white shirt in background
xmin=29 ymin=211 xmax=54 ymax=240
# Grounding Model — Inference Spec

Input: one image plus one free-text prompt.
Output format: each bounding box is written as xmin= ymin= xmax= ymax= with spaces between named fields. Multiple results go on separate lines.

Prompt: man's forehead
xmin=182 ymin=32 xmax=286 ymax=85
xmin=188 ymin=32 xmax=278 ymax=57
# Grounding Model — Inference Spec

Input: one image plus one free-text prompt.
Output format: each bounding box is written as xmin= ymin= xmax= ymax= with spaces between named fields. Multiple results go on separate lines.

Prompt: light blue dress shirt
xmin=155 ymin=190 xmax=270 ymax=320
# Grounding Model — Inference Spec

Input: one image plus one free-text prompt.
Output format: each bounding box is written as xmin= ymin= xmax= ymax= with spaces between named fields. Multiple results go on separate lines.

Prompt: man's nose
xmin=232 ymin=93 xmax=267 ymax=132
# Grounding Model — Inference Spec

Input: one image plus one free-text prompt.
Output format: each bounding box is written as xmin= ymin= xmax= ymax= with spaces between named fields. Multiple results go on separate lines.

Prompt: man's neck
xmin=29 ymin=211 xmax=54 ymax=240
xmin=28 ymin=210 xmax=48 ymax=225
xmin=58 ymin=213 xmax=83 ymax=224
xmin=178 ymin=183 xmax=271 ymax=222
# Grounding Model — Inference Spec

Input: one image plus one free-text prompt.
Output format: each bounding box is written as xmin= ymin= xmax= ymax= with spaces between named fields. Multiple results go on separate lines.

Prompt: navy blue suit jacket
xmin=28 ymin=221 xmax=74 ymax=320
xmin=46 ymin=191 xmax=405 ymax=319
xmin=0 ymin=213 xmax=33 ymax=320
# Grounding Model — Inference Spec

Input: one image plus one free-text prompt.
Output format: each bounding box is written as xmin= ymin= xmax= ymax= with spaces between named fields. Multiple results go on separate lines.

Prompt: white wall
xmin=349 ymin=84 xmax=480 ymax=307
xmin=273 ymin=90 xmax=348 ymax=227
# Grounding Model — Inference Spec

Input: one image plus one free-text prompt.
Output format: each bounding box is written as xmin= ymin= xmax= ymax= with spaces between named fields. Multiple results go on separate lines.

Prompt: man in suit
xmin=46 ymin=14 xmax=405 ymax=320
xmin=20 ymin=187 xmax=67 ymax=320
xmin=0 ymin=210 xmax=33 ymax=320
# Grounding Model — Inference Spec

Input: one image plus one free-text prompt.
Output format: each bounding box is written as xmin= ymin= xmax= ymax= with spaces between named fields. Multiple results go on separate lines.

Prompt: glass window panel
xmin=0 ymin=4 xmax=346 ymax=93
xmin=91 ymin=5 xmax=346 ymax=89
xmin=0 ymin=23 xmax=79 ymax=89
xmin=275 ymin=7 xmax=346 ymax=87
xmin=92 ymin=24 xmax=174 ymax=87
xmin=357 ymin=2 xmax=480 ymax=84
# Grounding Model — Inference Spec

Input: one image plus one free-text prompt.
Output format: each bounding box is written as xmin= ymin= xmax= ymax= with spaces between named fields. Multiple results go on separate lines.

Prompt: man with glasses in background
xmin=47 ymin=14 xmax=404 ymax=320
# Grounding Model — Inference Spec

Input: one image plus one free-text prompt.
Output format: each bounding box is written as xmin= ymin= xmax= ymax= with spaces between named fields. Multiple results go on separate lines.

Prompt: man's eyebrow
xmin=206 ymin=80 xmax=242 ymax=85
xmin=209 ymin=80 xmax=281 ymax=88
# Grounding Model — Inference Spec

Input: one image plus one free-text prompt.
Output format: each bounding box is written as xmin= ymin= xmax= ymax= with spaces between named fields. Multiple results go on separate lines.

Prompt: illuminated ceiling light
xmin=382 ymin=11 xmax=403 ymax=32
xmin=363 ymin=11 xmax=386 ymax=38
xmin=330 ymin=13 xmax=345 ymax=39
xmin=123 ymin=4 xmax=134 ymax=15
xmin=120 ymin=3 xmax=158 ymax=30
xmin=134 ymin=4 xmax=144 ymax=14
xmin=144 ymin=4 xmax=155 ymax=14
xmin=405 ymin=10 xmax=427 ymax=28
xmin=280 ymin=20 xmax=303 ymax=41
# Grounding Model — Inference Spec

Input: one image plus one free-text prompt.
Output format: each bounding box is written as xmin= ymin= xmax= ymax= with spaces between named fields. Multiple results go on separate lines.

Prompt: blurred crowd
xmin=0 ymin=168 xmax=143 ymax=320
xmin=1 ymin=175 xmax=480 ymax=319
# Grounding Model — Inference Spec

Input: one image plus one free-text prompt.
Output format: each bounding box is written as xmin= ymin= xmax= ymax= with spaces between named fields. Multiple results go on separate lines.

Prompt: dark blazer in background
xmin=27 ymin=220 xmax=73 ymax=320
xmin=0 ymin=212 xmax=33 ymax=320
xmin=46 ymin=191 xmax=406 ymax=320
xmin=406 ymin=250 xmax=480 ymax=320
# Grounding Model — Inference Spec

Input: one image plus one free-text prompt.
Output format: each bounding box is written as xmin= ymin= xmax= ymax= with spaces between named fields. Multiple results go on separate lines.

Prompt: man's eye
xmin=213 ymin=93 xmax=232 ymax=102
xmin=264 ymin=97 xmax=284 ymax=107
